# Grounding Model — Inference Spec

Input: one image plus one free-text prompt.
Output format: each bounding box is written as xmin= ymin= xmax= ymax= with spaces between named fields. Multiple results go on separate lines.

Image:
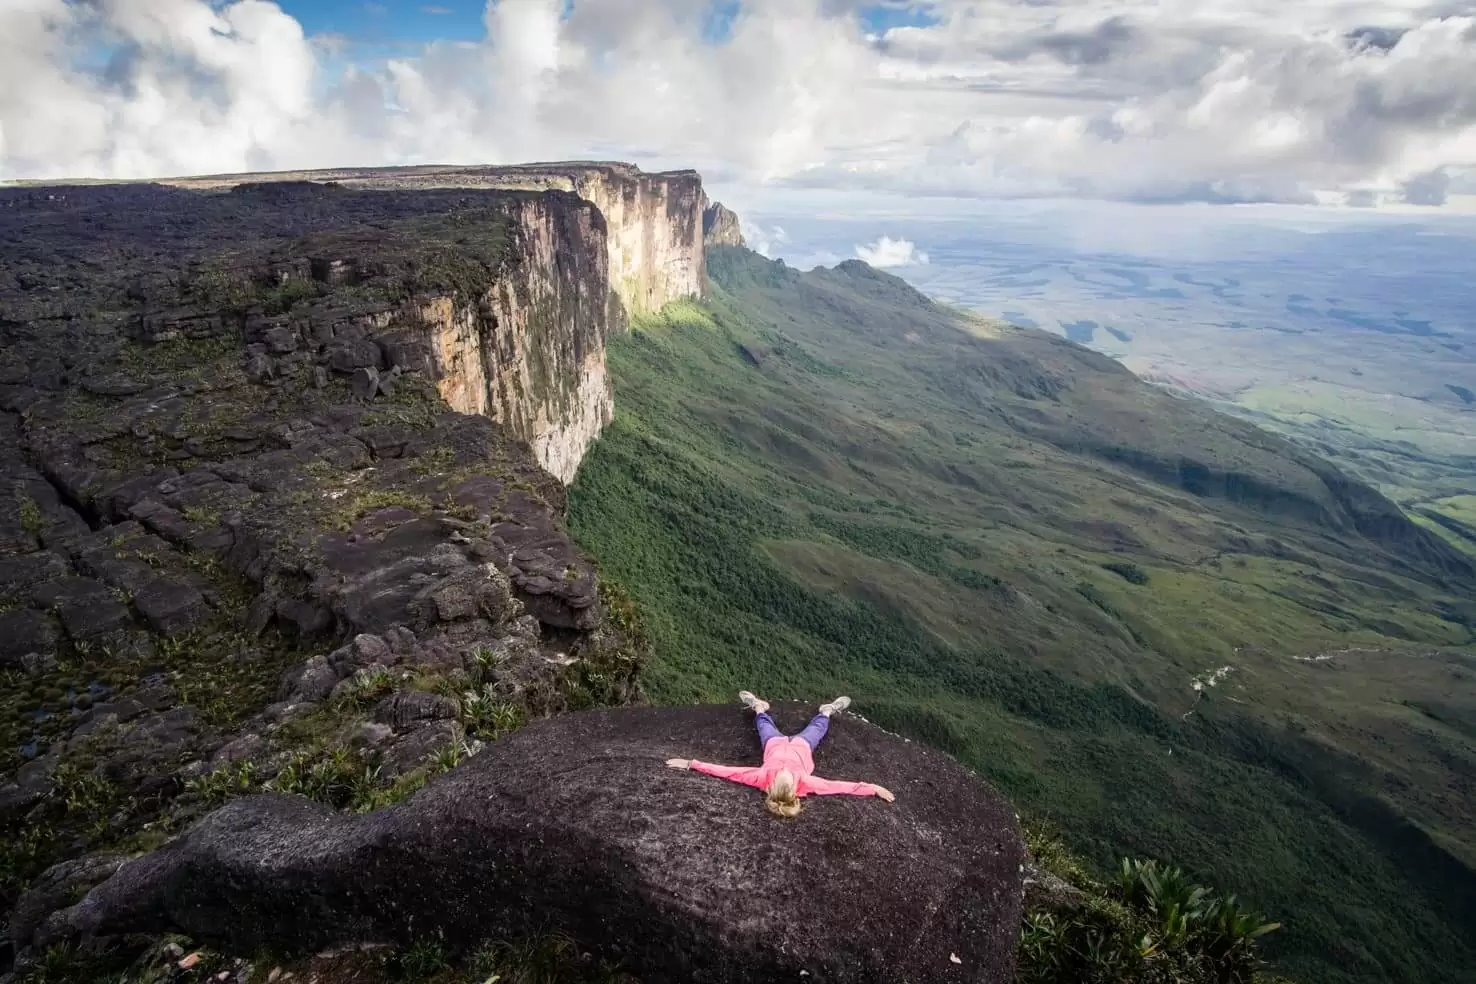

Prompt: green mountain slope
xmin=568 ymin=248 xmax=1476 ymax=984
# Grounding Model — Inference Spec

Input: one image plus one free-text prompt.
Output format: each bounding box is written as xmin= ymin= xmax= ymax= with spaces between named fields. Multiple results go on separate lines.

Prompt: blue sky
xmin=278 ymin=0 xmax=939 ymax=45
xmin=285 ymin=1 xmax=486 ymax=45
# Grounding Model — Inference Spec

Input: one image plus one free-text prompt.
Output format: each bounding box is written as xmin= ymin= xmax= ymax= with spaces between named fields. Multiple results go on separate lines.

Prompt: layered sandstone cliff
xmin=164 ymin=162 xmax=716 ymax=481
xmin=412 ymin=192 xmax=614 ymax=484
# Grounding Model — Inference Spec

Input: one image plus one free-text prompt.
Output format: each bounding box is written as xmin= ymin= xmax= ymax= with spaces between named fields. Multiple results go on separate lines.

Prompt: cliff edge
xmin=12 ymin=703 xmax=1026 ymax=984
xmin=147 ymin=162 xmax=719 ymax=482
xmin=163 ymin=161 xmax=710 ymax=324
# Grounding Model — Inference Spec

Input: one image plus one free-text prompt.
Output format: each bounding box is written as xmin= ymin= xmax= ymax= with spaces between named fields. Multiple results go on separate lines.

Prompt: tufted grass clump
xmin=186 ymin=760 xmax=261 ymax=806
xmin=332 ymin=666 xmax=399 ymax=712
xmin=462 ymin=686 xmax=528 ymax=740
xmin=266 ymin=747 xmax=381 ymax=811
xmin=19 ymin=496 xmax=45 ymax=537
xmin=471 ymin=929 xmax=637 ymax=984
xmin=393 ymin=940 xmax=450 ymax=980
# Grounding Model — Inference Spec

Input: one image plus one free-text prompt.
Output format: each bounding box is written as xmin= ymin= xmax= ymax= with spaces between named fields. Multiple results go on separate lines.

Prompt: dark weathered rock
xmin=31 ymin=576 xmax=133 ymax=640
xmin=380 ymin=718 xmax=461 ymax=776
xmin=8 ymin=854 xmax=129 ymax=947
xmin=1021 ymin=862 xmax=1088 ymax=913
xmin=0 ymin=550 xmax=68 ymax=592
xmin=277 ymin=654 xmax=338 ymax=703
xmin=326 ymin=339 xmax=383 ymax=374
xmin=0 ymin=180 xmax=644 ymax=931
xmin=372 ymin=692 xmax=459 ymax=731
xmin=350 ymin=366 xmax=380 ymax=400
xmin=131 ymin=576 xmax=210 ymax=636
xmin=18 ymin=704 xmax=1024 ymax=984
xmin=0 ymin=609 xmax=57 ymax=668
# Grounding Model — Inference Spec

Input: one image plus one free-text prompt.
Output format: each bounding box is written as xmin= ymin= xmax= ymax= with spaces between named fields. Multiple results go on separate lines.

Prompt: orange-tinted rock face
xmin=415 ymin=193 xmax=614 ymax=484
xmin=163 ymin=162 xmax=718 ymax=482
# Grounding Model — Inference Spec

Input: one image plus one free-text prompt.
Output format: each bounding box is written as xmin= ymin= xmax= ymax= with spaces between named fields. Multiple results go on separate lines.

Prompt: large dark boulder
xmin=20 ymin=703 xmax=1024 ymax=983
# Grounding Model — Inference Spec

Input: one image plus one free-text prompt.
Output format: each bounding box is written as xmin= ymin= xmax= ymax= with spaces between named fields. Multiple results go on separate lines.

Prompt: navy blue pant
xmin=756 ymin=711 xmax=829 ymax=750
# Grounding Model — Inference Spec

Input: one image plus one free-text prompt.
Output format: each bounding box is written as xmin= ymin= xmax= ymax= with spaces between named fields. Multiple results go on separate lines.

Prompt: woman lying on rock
xmin=666 ymin=691 xmax=896 ymax=818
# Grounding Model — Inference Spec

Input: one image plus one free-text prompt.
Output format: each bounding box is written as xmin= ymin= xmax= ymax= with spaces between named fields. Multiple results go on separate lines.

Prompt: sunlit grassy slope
xmin=568 ymin=248 xmax=1476 ymax=984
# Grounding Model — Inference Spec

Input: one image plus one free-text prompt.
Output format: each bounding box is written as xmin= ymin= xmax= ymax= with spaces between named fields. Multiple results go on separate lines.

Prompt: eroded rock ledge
xmin=14 ymin=704 xmax=1025 ymax=984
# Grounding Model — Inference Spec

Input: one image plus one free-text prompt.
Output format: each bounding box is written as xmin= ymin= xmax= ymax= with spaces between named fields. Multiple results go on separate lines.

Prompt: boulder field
xmin=15 ymin=703 xmax=1025 ymax=983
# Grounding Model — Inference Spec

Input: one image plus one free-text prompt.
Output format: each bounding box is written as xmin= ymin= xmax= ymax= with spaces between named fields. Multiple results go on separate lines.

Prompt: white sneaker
xmin=819 ymin=696 xmax=851 ymax=717
xmin=739 ymin=691 xmax=770 ymax=713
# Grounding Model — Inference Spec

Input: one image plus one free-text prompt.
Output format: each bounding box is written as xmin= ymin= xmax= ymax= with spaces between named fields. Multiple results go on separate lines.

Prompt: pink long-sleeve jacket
xmin=688 ymin=735 xmax=879 ymax=797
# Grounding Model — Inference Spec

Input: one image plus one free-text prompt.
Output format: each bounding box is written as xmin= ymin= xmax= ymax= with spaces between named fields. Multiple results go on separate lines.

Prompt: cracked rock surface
xmin=0 ymin=182 xmax=642 ymax=941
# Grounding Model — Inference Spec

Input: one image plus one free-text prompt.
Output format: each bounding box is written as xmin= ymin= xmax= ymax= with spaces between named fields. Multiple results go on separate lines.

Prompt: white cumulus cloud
xmin=856 ymin=235 xmax=930 ymax=267
xmin=1 ymin=0 xmax=1475 ymax=210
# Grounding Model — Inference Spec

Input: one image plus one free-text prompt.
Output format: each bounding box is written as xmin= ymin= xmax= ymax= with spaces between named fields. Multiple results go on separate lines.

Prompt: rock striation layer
xmin=14 ymin=704 xmax=1026 ymax=984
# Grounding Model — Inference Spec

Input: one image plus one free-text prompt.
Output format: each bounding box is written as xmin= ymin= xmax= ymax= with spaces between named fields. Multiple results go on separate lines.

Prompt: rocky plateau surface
xmin=0 ymin=180 xmax=648 ymax=975
xmin=11 ymin=704 xmax=1026 ymax=984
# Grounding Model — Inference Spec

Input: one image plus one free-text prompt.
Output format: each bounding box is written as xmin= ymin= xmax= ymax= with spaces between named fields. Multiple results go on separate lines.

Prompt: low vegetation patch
xmin=1022 ymin=827 xmax=1283 ymax=984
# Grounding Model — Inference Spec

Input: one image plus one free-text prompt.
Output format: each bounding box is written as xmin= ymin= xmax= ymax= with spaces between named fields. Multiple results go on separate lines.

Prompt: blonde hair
xmin=765 ymin=770 xmax=802 ymax=819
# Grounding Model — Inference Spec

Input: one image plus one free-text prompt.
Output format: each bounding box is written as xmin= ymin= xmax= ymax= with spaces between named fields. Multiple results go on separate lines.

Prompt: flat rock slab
xmin=39 ymin=703 xmax=1024 ymax=983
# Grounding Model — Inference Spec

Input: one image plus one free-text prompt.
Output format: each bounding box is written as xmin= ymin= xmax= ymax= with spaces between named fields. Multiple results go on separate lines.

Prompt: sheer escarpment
xmin=164 ymin=162 xmax=714 ymax=480
xmin=416 ymin=192 xmax=615 ymax=484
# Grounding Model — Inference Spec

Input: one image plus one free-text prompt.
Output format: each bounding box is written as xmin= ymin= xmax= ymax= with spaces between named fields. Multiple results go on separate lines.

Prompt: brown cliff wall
xmin=163 ymin=162 xmax=715 ymax=481
xmin=415 ymin=192 xmax=614 ymax=484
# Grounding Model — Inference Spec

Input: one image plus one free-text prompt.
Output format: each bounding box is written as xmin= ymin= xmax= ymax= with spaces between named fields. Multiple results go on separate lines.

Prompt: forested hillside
xmin=569 ymin=247 xmax=1476 ymax=984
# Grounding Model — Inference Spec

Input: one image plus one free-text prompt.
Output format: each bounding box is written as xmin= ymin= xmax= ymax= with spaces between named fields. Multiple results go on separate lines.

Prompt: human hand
xmin=874 ymin=786 xmax=895 ymax=802
xmin=666 ymin=758 xmax=691 ymax=770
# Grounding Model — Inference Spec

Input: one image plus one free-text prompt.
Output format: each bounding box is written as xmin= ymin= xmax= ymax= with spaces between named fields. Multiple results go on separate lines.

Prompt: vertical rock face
xmin=703 ymin=202 xmax=745 ymax=248
xmin=167 ymin=162 xmax=710 ymax=322
xmin=566 ymin=165 xmax=708 ymax=318
xmin=419 ymin=193 xmax=615 ymax=484
xmin=163 ymin=162 xmax=719 ymax=482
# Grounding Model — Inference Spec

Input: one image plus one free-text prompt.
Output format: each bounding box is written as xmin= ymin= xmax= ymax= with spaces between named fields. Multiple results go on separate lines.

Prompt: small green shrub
xmin=180 ymin=506 xmax=221 ymax=527
xmin=462 ymin=687 xmax=527 ymax=740
xmin=1019 ymin=856 xmax=1281 ymax=984
xmin=1023 ymin=818 xmax=1093 ymax=886
xmin=429 ymin=740 xmax=470 ymax=773
xmin=395 ymin=940 xmax=450 ymax=980
xmin=333 ymin=667 xmax=398 ymax=711
xmin=266 ymin=747 xmax=380 ymax=811
xmin=18 ymin=497 xmax=44 ymax=537
xmin=187 ymin=760 xmax=261 ymax=806
xmin=1101 ymin=562 xmax=1150 ymax=586
xmin=255 ymin=278 xmax=319 ymax=316
xmin=472 ymin=929 xmax=635 ymax=984
xmin=330 ymin=490 xmax=434 ymax=532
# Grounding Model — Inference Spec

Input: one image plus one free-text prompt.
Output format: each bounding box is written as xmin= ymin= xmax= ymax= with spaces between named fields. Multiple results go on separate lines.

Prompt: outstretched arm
xmin=806 ymin=777 xmax=896 ymax=801
xmin=667 ymin=759 xmax=769 ymax=790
